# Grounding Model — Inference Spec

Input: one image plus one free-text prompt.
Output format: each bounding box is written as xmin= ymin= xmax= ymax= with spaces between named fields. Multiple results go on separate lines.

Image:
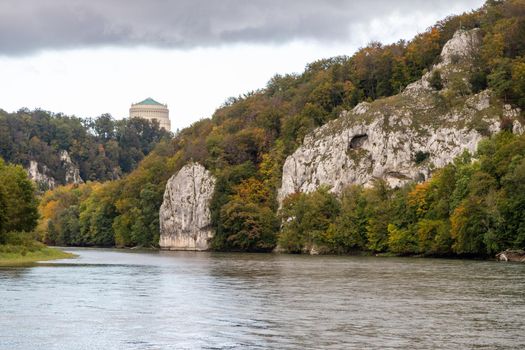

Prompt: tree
xmin=279 ymin=187 xmax=341 ymax=253
xmin=365 ymin=180 xmax=392 ymax=252
xmin=388 ymin=224 xmax=418 ymax=255
xmin=450 ymin=197 xmax=488 ymax=255
xmin=0 ymin=183 xmax=7 ymax=238
xmin=511 ymin=57 xmax=525 ymax=107
xmin=327 ymin=185 xmax=368 ymax=251
xmin=0 ymin=159 xmax=39 ymax=233
xmin=488 ymin=59 xmax=514 ymax=100
xmin=416 ymin=219 xmax=451 ymax=255
xmin=216 ymin=178 xmax=278 ymax=251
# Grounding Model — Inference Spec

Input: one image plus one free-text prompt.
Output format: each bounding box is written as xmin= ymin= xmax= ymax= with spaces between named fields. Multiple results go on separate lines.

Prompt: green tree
xmin=365 ymin=180 xmax=391 ymax=252
xmin=0 ymin=159 xmax=39 ymax=233
xmin=279 ymin=187 xmax=341 ymax=253
xmin=388 ymin=224 xmax=418 ymax=255
xmin=327 ymin=185 xmax=368 ymax=251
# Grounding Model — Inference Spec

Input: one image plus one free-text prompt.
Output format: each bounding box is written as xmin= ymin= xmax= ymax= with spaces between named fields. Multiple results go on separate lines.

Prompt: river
xmin=1 ymin=248 xmax=524 ymax=349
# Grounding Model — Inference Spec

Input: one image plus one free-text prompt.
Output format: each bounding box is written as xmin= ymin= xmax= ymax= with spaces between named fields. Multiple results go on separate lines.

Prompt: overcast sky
xmin=0 ymin=0 xmax=485 ymax=131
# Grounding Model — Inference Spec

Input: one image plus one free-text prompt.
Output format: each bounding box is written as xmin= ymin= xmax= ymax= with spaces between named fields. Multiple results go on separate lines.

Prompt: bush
xmin=469 ymin=70 xmax=488 ymax=93
xmin=0 ymin=232 xmax=45 ymax=253
xmin=429 ymin=70 xmax=444 ymax=90
xmin=388 ymin=224 xmax=418 ymax=254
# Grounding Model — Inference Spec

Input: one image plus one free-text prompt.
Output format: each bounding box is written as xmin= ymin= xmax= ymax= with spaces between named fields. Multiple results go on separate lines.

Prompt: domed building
xmin=129 ymin=97 xmax=171 ymax=131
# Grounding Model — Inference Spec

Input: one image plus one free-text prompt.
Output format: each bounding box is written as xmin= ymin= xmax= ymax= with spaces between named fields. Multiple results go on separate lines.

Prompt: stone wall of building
xmin=129 ymin=98 xmax=171 ymax=131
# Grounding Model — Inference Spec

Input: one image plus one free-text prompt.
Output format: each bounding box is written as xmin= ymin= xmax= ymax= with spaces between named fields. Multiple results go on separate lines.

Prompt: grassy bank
xmin=0 ymin=246 xmax=75 ymax=266
xmin=0 ymin=232 xmax=75 ymax=266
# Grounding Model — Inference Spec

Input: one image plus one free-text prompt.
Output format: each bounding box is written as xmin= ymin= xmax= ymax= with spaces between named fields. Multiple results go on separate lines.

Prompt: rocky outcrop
xmin=403 ymin=29 xmax=482 ymax=97
xmin=159 ymin=163 xmax=216 ymax=250
xmin=27 ymin=160 xmax=56 ymax=190
xmin=278 ymin=29 xmax=522 ymax=204
xmin=496 ymin=249 xmax=525 ymax=262
xmin=26 ymin=150 xmax=83 ymax=190
xmin=60 ymin=150 xmax=83 ymax=185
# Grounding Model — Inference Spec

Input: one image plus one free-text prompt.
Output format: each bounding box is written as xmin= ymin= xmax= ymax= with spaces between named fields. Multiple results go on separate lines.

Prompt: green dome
xmin=136 ymin=97 xmax=164 ymax=106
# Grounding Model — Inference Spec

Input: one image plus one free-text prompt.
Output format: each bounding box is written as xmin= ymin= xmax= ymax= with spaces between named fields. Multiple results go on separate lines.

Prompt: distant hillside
xmin=0 ymin=109 xmax=171 ymax=190
xmin=39 ymin=0 xmax=525 ymax=254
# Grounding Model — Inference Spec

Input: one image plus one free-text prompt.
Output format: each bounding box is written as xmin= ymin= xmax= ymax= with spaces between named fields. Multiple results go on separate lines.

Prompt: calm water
xmin=1 ymin=248 xmax=524 ymax=349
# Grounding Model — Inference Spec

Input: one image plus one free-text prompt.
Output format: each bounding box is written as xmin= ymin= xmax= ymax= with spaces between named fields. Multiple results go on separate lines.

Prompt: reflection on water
xmin=1 ymin=248 xmax=525 ymax=349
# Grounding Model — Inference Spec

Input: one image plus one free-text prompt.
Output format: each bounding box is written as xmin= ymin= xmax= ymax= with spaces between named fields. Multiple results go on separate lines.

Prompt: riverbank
xmin=0 ymin=232 xmax=75 ymax=266
xmin=0 ymin=246 xmax=75 ymax=266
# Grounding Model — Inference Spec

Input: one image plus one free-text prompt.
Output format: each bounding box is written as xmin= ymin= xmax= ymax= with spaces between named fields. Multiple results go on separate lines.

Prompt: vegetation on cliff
xmin=36 ymin=0 xmax=525 ymax=255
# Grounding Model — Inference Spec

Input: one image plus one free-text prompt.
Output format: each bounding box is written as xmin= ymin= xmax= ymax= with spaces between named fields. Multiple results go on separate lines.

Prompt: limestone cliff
xmin=60 ymin=150 xmax=83 ymax=185
xmin=26 ymin=150 xmax=83 ymax=190
xmin=159 ymin=163 xmax=216 ymax=250
xmin=27 ymin=160 xmax=56 ymax=190
xmin=278 ymin=30 xmax=522 ymax=203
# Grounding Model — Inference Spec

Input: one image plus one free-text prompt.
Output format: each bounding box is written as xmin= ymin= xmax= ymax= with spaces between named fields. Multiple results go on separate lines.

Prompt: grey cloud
xmin=0 ymin=0 xmax=483 ymax=55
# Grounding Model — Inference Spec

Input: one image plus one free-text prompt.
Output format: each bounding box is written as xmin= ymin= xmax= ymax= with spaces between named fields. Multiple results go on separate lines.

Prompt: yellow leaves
xmin=40 ymin=200 xmax=59 ymax=221
xmin=408 ymin=182 xmax=431 ymax=217
xmin=258 ymin=140 xmax=285 ymax=188
xmin=231 ymin=178 xmax=270 ymax=205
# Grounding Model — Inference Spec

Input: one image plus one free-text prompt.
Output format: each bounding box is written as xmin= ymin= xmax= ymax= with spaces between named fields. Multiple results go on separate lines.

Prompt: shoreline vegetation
xmin=0 ymin=246 xmax=75 ymax=266
xmin=0 ymin=233 xmax=75 ymax=266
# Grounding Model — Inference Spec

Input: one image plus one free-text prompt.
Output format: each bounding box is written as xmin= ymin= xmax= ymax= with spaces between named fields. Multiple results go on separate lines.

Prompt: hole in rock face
xmin=386 ymin=171 xmax=410 ymax=180
xmin=349 ymin=134 xmax=368 ymax=150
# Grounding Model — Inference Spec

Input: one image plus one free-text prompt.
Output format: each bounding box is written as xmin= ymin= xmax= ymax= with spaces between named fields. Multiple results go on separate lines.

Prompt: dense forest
xmin=0 ymin=109 xmax=171 ymax=188
xmin=34 ymin=0 xmax=525 ymax=256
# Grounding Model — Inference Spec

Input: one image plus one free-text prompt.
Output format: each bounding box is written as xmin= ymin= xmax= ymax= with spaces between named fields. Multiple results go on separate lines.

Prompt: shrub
xmin=429 ymin=70 xmax=444 ymax=90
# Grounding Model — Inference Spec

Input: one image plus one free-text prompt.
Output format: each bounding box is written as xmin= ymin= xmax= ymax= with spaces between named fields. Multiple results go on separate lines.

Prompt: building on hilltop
xmin=129 ymin=97 xmax=171 ymax=131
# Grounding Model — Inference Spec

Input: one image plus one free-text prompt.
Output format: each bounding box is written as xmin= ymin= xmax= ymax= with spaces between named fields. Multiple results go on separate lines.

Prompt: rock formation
xmin=26 ymin=150 xmax=83 ymax=190
xmin=496 ymin=249 xmax=525 ymax=263
xmin=60 ymin=150 xmax=83 ymax=185
xmin=278 ymin=29 xmax=522 ymax=204
xmin=159 ymin=163 xmax=216 ymax=250
xmin=27 ymin=160 xmax=56 ymax=189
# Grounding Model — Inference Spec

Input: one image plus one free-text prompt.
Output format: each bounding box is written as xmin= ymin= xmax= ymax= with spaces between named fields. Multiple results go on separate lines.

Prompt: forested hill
xmin=0 ymin=109 xmax=172 ymax=190
xmin=39 ymin=0 xmax=525 ymax=253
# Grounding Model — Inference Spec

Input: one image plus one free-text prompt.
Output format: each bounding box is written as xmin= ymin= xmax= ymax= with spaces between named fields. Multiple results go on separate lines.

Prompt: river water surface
xmin=1 ymin=248 xmax=524 ymax=349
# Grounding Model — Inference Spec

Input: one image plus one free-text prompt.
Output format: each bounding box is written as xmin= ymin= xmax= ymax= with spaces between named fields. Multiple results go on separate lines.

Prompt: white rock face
xmin=404 ymin=29 xmax=482 ymax=97
xmin=60 ymin=150 xmax=83 ymax=184
xmin=27 ymin=160 xmax=56 ymax=189
xmin=440 ymin=29 xmax=481 ymax=65
xmin=159 ymin=163 xmax=216 ymax=251
xmin=26 ymin=150 xmax=83 ymax=190
xmin=278 ymin=105 xmax=500 ymax=203
xmin=278 ymin=29 xmax=522 ymax=204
